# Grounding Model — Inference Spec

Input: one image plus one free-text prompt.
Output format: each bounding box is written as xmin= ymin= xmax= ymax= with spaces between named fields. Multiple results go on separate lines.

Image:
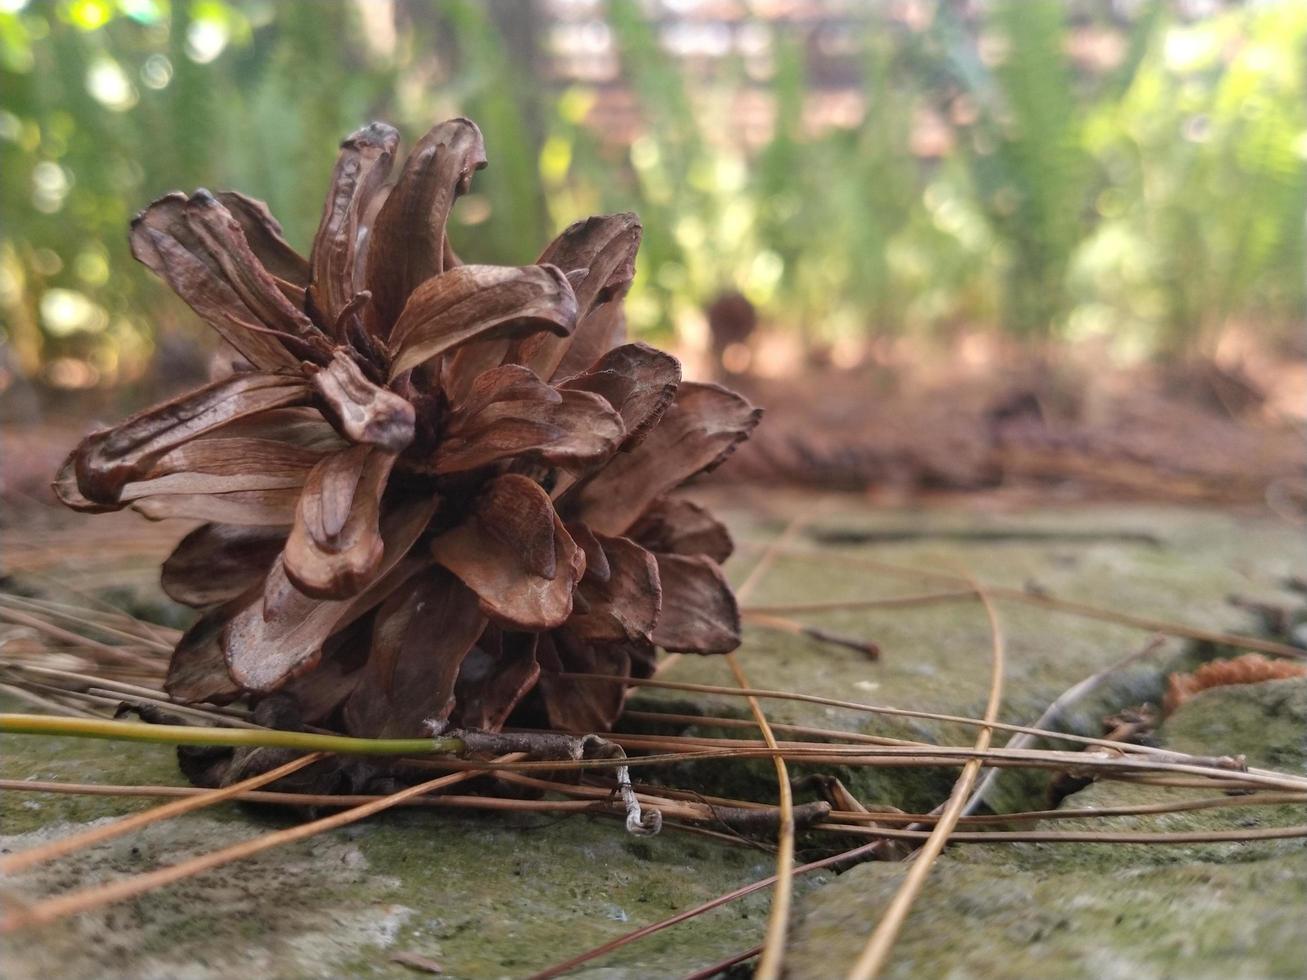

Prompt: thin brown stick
xmin=613 ymin=679 xmax=1303 ymax=787
xmin=1 ymin=664 xmax=212 ymax=705
xmin=1116 ymin=775 xmax=1266 ymax=789
xmin=86 ymin=689 xmax=267 ymax=729
xmin=847 ymin=573 xmax=1005 ymax=980
xmin=0 ymin=779 xmax=758 ymax=849
xmin=0 ymin=753 xmax=324 ymax=874
xmin=0 ymin=755 xmax=524 ymax=933
xmin=824 ymin=792 xmax=1307 ymax=824
xmin=6 ymin=569 xmax=179 ymax=648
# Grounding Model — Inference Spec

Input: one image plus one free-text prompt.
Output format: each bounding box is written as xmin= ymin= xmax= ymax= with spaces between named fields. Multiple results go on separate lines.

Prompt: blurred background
xmin=1 ymin=0 xmax=1304 ymax=502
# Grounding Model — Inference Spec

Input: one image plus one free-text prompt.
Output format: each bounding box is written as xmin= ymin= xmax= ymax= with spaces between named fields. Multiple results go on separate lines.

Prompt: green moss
xmin=347 ymin=807 xmax=789 ymax=976
xmin=5 ymin=503 xmax=1306 ymax=977
xmin=787 ymin=852 xmax=1307 ymax=980
xmin=786 ymin=676 xmax=1307 ymax=975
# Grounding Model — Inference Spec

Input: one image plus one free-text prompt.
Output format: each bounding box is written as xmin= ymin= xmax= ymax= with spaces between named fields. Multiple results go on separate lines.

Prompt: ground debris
xmin=1164 ymin=654 xmax=1307 ymax=717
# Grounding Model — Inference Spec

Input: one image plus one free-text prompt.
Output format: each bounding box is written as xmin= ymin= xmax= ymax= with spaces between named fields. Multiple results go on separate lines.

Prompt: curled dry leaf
xmin=436 ymin=368 xmax=624 ymax=474
xmin=515 ymin=212 xmax=642 ymax=380
xmin=162 ymin=523 xmax=287 ymax=608
xmin=566 ymin=534 xmax=661 ymax=644
xmin=132 ymin=487 xmax=304 ymax=526
xmin=343 ymin=569 xmax=486 ymax=737
xmin=215 ymin=191 xmax=310 ymax=287
xmin=182 ymin=190 xmax=321 ymax=344
xmin=451 ymin=628 xmax=540 ymax=732
xmin=58 ymin=113 xmax=759 ymax=755
xmin=165 ymin=599 xmax=247 ymax=703
xmin=649 ymin=553 xmax=741 ymax=654
xmin=535 ymin=633 xmax=654 ymax=734
xmin=628 ymin=497 xmax=734 ymax=565
xmin=311 ymin=351 xmax=415 ymax=452
xmin=310 ymin=122 xmax=399 ymax=326
xmin=387 ymin=264 xmax=578 ymax=380
xmin=366 ymin=117 xmax=487 ymax=333
xmin=560 ymin=342 xmax=681 ymax=450
xmin=566 ymin=381 xmax=762 ymax=536
xmin=224 ymin=497 xmax=435 ymax=692
xmin=283 ymin=445 xmax=397 ymax=599
xmin=430 ymin=474 xmax=585 ymax=631
xmin=131 ymin=194 xmax=320 ymax=370
xmin=65 ymin=373 xmax=310 ymax=506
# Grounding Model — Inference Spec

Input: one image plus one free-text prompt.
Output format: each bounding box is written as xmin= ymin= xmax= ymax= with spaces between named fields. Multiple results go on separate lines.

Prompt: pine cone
xmin=55 ymin=118 xmax=760 ymax=738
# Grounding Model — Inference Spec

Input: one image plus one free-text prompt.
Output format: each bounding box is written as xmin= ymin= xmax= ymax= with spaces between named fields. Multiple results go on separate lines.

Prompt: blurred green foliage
xmin=1 ymin=0 xmax=1303 ymax=388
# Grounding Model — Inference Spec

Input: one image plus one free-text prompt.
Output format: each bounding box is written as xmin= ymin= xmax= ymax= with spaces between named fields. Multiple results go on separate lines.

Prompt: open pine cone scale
xmin=55 ymin=117 xmax=761 ymax=738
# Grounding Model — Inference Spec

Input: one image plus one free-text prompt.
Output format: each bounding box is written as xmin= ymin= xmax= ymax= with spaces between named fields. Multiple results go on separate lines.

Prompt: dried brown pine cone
xmin=55 ymin=118 xmax=760 ymax=739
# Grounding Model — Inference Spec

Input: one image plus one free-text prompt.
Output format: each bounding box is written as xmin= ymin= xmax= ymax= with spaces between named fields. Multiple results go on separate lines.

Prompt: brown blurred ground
xmin=4 ymin=348 xmax=1302 ymax=524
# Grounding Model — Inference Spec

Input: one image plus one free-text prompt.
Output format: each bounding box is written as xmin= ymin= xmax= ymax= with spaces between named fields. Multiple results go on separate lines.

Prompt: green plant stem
xmin=0 ymin=714 xmax=464 ymax=756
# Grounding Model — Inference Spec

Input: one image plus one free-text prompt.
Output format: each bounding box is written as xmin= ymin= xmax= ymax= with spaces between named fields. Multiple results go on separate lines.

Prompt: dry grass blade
xmin=620 ymin=709 xmax=922 ymax=747
xmin=0 ymin=754 xmax=524 ymax=933
xmin=0 ymin=752 xmax=324 ymax=875
xmin=824 ymin=792 xmax=1307 ymax=825
xmin=483 ymin=749 xmax=1293 ymax=794
xmin=846 ymin=574 xmax=1005 ymax=980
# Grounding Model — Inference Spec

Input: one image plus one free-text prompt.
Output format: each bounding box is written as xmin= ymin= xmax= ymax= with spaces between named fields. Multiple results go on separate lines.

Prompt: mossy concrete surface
xmin=0 ymin=729 xmax=790 ymax=978
xmin=784 ymin=679 xmax=1307 ymax=979
xmin=2 ymin=500 xmax=1304 ymax=978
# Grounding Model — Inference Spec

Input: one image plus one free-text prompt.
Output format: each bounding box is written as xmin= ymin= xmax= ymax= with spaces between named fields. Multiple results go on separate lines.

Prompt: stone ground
xmin=1 ymin=497 xmax=1304 ymax=978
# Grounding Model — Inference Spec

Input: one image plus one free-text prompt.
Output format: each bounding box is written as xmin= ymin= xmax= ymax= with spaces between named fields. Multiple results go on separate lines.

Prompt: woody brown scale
xmin=55 ymin=117 xmax=760 ymax=740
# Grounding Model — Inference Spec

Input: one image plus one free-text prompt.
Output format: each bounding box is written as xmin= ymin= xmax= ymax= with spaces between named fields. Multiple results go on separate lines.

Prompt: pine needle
xmin=0 ymin=753 xmax=324 ymax=874
xmin=846 ymin=573 xmax=1005 ymax=980
xmin=726 ymin=511 xmax=809 ymax=980
xmin=0 ymin=755 xmax=525 ymax=933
